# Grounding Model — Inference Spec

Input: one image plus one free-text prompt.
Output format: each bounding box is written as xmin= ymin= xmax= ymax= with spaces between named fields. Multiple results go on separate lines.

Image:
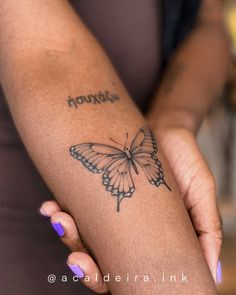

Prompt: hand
xmin=155 ymin=126 xmax=222 ymax=283
xmin=40 ymin=201 xmax=108 ymax=294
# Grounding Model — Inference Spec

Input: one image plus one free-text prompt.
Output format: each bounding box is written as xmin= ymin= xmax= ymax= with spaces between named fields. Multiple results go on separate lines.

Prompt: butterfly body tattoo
xmin=69 ymin=127 xmax=171 ymax=212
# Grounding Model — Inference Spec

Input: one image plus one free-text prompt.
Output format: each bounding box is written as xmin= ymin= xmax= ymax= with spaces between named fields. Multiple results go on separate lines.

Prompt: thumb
xmin=185 ymin=172 xmax=223 ymax=283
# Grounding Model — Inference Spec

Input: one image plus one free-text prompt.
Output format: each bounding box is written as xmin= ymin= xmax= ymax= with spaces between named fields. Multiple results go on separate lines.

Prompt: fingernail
xmin=39 ymin=207 xmax=49 ymax=217
xmin=50 ymin=222 xmax=65 ymax=237
xmin=67 ymin=264 xmax=85 ymax=278
xmin=216 ymin=261 xmax=222 ymax=284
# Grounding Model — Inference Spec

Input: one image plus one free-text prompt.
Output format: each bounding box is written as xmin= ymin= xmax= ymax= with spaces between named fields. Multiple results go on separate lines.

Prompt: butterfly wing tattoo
xmin=69 ymin=127 xmax=170 ymax=212
xmin=130 ymin=127 xmax=171 ymax=190
xmin=69 ymin=143 xmax=135 ymax=212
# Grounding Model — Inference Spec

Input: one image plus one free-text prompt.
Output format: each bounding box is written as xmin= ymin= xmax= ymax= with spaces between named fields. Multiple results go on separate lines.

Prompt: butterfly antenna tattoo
xmin=109 ymin=137 xmax=124 ymax=148
xmin=124 ymin=133 xmax=128 ymax=149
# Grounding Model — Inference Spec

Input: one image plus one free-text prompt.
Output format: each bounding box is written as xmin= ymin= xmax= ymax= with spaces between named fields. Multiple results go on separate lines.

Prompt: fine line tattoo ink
xmin=69 ymin=127 xmax=171 ymax=212
xmin=67 ymin=90 xmax=120 ymax=108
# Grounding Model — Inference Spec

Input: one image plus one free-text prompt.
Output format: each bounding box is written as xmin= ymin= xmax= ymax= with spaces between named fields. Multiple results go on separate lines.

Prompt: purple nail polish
xmin=50 ymin=222 xmax=65 ymax=237
xmin=217 ymin=261 xmax=222 ymax=284
xmin=68 ymin=264 xmax=85 ymax=278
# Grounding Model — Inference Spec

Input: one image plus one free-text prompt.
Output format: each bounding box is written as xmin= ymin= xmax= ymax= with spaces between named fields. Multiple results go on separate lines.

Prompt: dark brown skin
xmin=42 ymin=1 xmax=230 ymax=292
xmin=0 ymin=0 xmax=230 ymax=294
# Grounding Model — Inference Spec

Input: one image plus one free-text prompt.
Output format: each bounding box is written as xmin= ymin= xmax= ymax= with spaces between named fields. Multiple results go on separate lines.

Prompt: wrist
xmin=149 ymin=124 xmax=196 ymax=161
xmin=147 ymin=107 xmax=203 ymax=136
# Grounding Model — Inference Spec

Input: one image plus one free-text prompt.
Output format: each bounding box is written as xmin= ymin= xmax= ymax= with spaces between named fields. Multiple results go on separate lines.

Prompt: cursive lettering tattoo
xmin=67 ymin=90 xmax=120 ymax=108
xmin=69 ymin=127 xmax=171 ymax=212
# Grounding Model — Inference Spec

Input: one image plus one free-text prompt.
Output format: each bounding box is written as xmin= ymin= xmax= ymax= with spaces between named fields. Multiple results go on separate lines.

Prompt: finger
xmin=40 ymin=201 xmax=108 ymax=291
xmin=190 ymin=194 xmax=223 ymax=283
xmin=40 ymin=201 xmax=84 ymax=251
xmin=39 ymin=200 xmax=61 ymax=217
xmin=185 ymin=166 xmax=223 ymax=283
xmin=50 ymin=211 xmax=86 ymax=252
xmin=158 ymin=129 xmax=223 ymax=283
xmin=67 ymin=252 xmax=108 ymax=293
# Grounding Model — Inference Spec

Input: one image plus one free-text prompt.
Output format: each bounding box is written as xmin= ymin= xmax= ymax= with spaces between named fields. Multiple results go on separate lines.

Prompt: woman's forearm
xmin=148 ymin=0 xmax=231 ymax=134
xmin=0 ymin=1 xmax=217 ymax=294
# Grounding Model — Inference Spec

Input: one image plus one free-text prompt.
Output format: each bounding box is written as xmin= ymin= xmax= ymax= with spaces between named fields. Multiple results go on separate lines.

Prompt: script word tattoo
xmin=67 ymin=90 xmax=120 ymax=109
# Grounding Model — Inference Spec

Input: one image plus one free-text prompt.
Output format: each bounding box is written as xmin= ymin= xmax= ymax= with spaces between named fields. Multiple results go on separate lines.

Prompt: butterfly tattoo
xmin=69 ymin=126 xmax=171 ymax=212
